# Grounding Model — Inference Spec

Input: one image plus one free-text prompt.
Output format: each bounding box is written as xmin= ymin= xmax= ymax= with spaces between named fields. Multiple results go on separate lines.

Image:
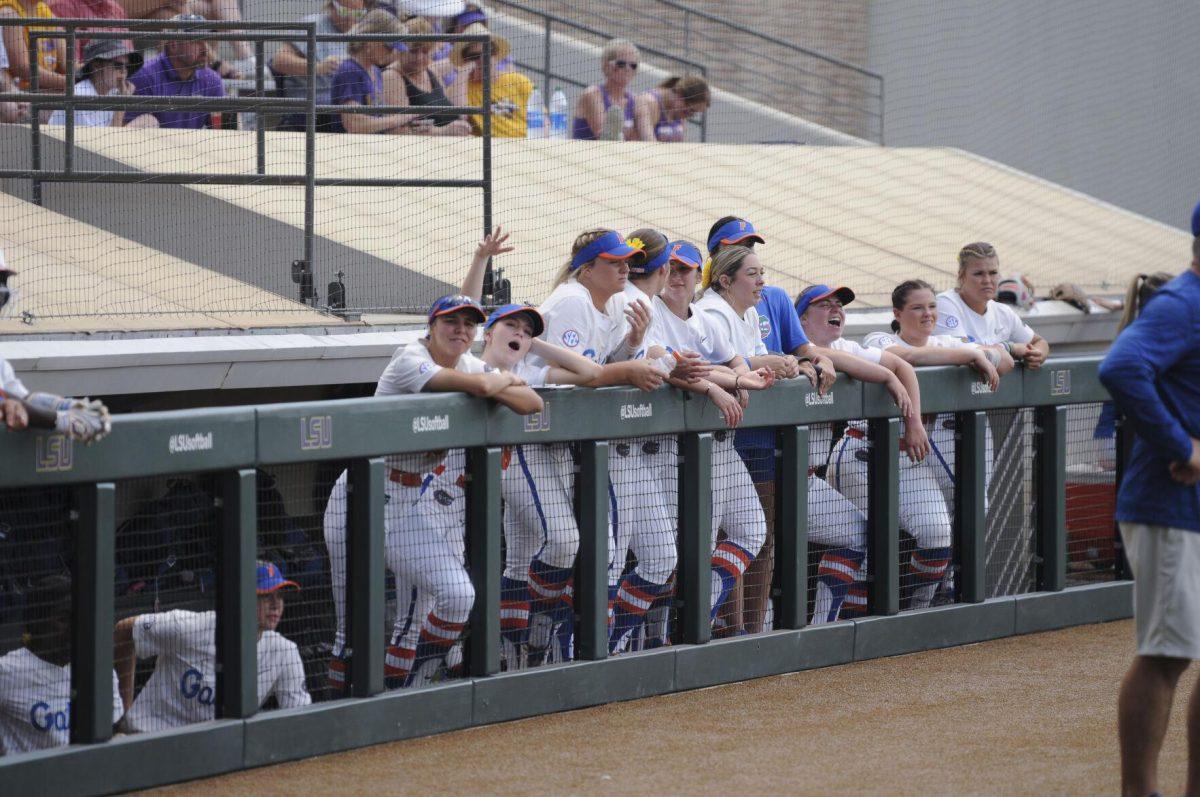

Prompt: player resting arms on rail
xmin=113 ymin=561 xmax=310 ymax=732
xmin=457 ymin=228 xmax=603 ymax=670
xmin=936 ymin=242 xmax=1049 ymax=368
xmin=793 ymin=283 xmax=928 ymax=623
xmin=323 ymin=293 xmax=541 ymax=690
xmin=831 ymin=279 xmax=1009 ymax=616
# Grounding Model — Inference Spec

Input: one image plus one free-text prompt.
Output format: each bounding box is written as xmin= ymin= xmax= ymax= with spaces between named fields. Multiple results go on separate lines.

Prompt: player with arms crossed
xmin=793 ymin=283 xmax=929 ymax=622
xmin=832 ymin=279 xmax=1010 ymax=616
xmin=114 ymin=561 xmax=311 ymax=732
xmin=324 ymin=293 xmax=541 ymax=689
xmin=0 ymin=575 xmax=123 ymax=755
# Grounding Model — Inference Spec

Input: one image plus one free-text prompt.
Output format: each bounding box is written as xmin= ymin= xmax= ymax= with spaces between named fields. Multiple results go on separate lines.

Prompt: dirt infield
xmin=140 ymin=620 xmax=1192 ymax=796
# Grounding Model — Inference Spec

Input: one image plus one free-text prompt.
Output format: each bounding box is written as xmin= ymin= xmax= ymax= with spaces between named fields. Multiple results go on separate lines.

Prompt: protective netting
xmin=985 ymin=408 xmax=1037 ymax=598
xmin=1 ymin=1 xmax=1189 ymax=331
xmin=1065 ymin=402 xmax=1117 ymax=585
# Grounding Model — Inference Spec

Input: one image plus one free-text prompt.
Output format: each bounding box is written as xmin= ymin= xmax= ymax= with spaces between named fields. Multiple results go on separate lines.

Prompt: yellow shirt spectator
xmin=466 ymin=70 xmax=533 ymax=138
xmin=0 ymin=0 xmax=65 ymax=90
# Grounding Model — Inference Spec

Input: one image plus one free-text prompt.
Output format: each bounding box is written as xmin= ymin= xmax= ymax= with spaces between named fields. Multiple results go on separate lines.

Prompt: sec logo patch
xmin=561 ymin=329 xmax=581 ymax=347
xmin=418 ymin=361 xmax=434 ymax=374
xmin=943 ymin=315 xmax=959 ymax=329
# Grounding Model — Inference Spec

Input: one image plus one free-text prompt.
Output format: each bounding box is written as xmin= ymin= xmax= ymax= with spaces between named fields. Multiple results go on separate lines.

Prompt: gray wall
xmin=868 ymin=0 xmax=1200 ymax=230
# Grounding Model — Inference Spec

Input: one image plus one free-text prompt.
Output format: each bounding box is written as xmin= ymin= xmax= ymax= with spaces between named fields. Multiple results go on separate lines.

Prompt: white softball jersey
xmin=123 ymin=609 xmax=310 ymax=733
xmin=650 ymin=296 xmax=736 ymax=365
xmin=934 ymin=289 xmax=1036 ymax=345
xmin=0 ymin=648 xmax=122 ymax=755
xmin=0 ymin=356 xmax=29 ymax=400
xmin=693 ymin=289 xmax=767 ymax=361
xmin=532 ymin=279 xmax=628 ymax=366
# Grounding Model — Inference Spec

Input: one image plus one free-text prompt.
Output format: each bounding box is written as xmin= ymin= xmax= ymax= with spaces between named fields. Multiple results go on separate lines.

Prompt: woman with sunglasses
xmin=329 ymin=10 xmax=414 ymax=134
xmin=633 ymin=74 xmax=710 ymax=143
xmin=571 ymin=39 xmax=639 ymax=141
xmin=324 ymin=292 xmax=542 ymax=691
xmin=449 ymin=23 xmax=533 ymax=138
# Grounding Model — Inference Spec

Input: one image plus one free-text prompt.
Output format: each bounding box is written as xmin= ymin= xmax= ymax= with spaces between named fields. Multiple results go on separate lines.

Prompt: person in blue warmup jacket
xmin=1101 ymin=227 xmax=1200 ymax=797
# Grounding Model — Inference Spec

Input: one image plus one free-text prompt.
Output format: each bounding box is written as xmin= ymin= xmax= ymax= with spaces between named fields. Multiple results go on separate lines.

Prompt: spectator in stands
xmin=435 ymin=2 xmax=482 ymax=63
xmin=47 ymin=38 xmax=139 ymax=126
xmin=0 ymin=575 xmax=124 ymax=755
xmin=125 ymin=12 xmax=223 ymax=129
xmin=114 ymin=560 xmax=311 ymax=732
xmin=1 ymin=36 xmax=32 ymax=122
xmin=185 ymin=0 xmax=253 ymax=76
xmin=935 ymin=242 xmax=1050 ymax=368
xmin=270 ymin=0 xmax=367 ymax=132
xmin=633 ymin=74 xmax=709 ymax=143
xmin=449 ymin=22 xmax=531 ymax=138
xmin=572 ymin=39 xmax=638 ymax=141
xmin=381 ymin=15 xmax=469 ymax=135
xmin=47 ymin=0 xmax=125 ymax=66
xmin=113 ymin=0 xmax=181 ymax=19
xmin=0 ymin=0 xmax=67 ymax=93
xmin=330 ymin=9 xmax=411 ymax=134
xmin=1102 ymin=234 xmax=1200 ymax=797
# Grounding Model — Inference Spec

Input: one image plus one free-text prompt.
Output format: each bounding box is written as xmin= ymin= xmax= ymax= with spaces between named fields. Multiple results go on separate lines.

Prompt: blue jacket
xmin=1099 ymin=269 xmax=1200 ymax=532
xmin=756 ymin=285 xmax=809 ymax=355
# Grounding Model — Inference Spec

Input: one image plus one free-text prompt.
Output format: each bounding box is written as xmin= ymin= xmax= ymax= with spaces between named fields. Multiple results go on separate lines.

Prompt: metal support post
xmin=677 ymin=432 xmax=713 ymax=644
xmin=574 ymin=440 xmax=610 ymax=660
xmin=302 ymin=24 xmax=317 ymax=306
xmin=954 ymin=411 xmax=987 ymax=603
xmin=774 ymin=426 xmax=809 ymax=629
xmin=347 ymin=457 xmax=386 ymax=696
xmin=466 ymin=446 xmax=502 ymax=676
xmin=64 ymin=31 xmax=76 ymax=175
xmin=254 ymin=39 xmax=266 ymax=176
xmin=29 ymin=32 xmax=43 ymax=206
xmin=215 ymin=469 xmax=257 ymax=720
xmin=71 ymin=482 xmax=115 ymax=744
xmin=481 ymin=39 xmax=494 ymax=302
xmin=1036 ymin=405 xmax=1067 ymax=592
xmin=867 ymin=418 xmax=900 ymax=615
xmin=541 ymin=16 xmax=552 ymax=103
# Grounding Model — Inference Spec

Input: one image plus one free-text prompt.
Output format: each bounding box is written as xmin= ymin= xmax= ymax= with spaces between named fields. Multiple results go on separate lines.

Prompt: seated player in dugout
xmin=935 ymin=242 xmax=1050 ymax=367
xmin=0 ymin=575 xmax=124 ymax=755
xmin=113 ymin=560 xmax=311 ymax=732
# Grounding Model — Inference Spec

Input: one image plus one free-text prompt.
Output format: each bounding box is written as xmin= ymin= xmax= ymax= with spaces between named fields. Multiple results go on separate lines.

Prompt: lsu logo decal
xmin=35 ymin=434 xmax=73 ymax=473
xmin=943 ymin=315 xmax=960 ymax=329
xmin=561 ymin=329 xmax=581 ymax=348
xmin=1050 ymin=369 xmax=1072 ymax=397
xmin=301 ymin=415 xmax=333 ymax=450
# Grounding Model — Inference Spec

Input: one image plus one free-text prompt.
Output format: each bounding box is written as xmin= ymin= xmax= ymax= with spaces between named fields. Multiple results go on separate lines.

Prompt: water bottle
xmin=549 ymin=87 xmax=568 ymax=140
xmin=526 ymin=88 xmax=546 ymax=139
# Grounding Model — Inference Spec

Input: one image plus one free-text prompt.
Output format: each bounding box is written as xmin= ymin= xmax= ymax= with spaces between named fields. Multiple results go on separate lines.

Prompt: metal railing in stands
xmin=0 ymin=18 xmax=503 ymax=313
xmin=0 ymin=358 xmax=1132 ymax=795
xmin=488 ymin=0 xmax=709 ymax=142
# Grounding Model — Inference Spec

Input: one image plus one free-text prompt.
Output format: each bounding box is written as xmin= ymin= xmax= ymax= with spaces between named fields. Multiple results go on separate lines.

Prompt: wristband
xmin=734 ymin=375 xmax=742 ymax=391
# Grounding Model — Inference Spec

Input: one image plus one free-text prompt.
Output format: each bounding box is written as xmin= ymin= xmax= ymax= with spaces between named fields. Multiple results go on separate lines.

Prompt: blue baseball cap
xmin=485 ymin=303 xmax=545 ymax=337
xmin=428 ymin=294 xmax=486 ymax=324
xmin=795 ymin=284 xmax=855 ymax=316
xmin=667 ymin=240 xmax=703 ymax=269
xmin=256 ymin=560 xmax=298 ymax=594
xmin=707 ymin=218 xmax=765 ymax=254
xmin=1192 ymin=197 xmax=1199 ymax=237
xmin=453 ymin=8 xmax=487 ymax=29
xmin=392 ymin=40 xmax=408 ymax=52
xmin=569 ymin=230 xmax=639 ymax=270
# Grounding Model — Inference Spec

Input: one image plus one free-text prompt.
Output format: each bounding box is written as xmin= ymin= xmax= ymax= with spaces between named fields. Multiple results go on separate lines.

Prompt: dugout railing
xmin=0 ymin=18 xmax=500 ymax=311
xmin=0 ymin=357 xmax=1131 ymax=794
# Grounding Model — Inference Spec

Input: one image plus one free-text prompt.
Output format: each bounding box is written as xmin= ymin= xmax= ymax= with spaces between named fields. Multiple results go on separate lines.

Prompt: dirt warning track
xmin=139 ymin=620 xmax=1190 ymax=796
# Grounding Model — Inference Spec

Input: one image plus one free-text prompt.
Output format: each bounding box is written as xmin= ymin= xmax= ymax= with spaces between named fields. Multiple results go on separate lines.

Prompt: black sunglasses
xmin=462 ymin=50 xmax=482 ymax=61
xmin=611 ymin=59 xmax=638 ymax=70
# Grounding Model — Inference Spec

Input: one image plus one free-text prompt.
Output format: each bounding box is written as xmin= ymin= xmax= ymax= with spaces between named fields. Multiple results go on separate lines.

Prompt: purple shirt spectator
xmin=329 ymin=58 xmax=382 ymax=134
xmin=128 ymin=51 xmax=223 ymax=130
